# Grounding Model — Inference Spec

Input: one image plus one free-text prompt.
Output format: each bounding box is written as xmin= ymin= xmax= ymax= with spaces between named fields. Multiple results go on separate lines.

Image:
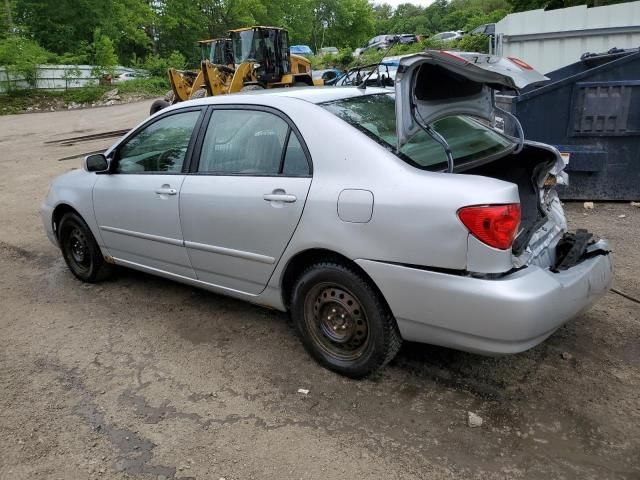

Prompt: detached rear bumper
xmin=356 ymin=250 xmax=613 ymax=354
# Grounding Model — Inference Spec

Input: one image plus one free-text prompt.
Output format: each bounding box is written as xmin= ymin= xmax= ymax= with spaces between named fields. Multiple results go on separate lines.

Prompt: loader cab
xmin=230 ymin=27 xmax=291 ymax=83
xmin=199 ymin=38 xmax=234 ymax=66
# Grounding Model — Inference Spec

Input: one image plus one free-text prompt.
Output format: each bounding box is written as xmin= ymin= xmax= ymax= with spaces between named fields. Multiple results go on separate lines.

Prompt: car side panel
xmin=241 ymin=99 xmax=520 ymax=294
xmin=41 ymin=169 xmax=107 ymax=250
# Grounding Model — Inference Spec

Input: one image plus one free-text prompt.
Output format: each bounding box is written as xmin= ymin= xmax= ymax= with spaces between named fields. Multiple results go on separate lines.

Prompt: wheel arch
xmin=279 ymin=248 xmax=390 ymax=312
xmin=52 ymin=203 xmax=82 ymax=239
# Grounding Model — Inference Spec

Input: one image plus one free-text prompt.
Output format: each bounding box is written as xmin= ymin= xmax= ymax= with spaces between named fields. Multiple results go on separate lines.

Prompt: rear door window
xmin=197 ymin=109 xmax=310 ymax=176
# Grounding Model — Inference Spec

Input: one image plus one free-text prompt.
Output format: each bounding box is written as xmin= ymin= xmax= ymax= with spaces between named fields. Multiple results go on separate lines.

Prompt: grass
xmin=116 ymin=77 xmax=170 ymax=96
xmin=0 ymin=76 xmax=169 ymax=115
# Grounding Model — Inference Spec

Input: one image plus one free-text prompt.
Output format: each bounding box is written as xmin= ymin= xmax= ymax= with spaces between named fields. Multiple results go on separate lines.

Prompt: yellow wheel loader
xmin=150 ymin=26 xmax=323 ymax=115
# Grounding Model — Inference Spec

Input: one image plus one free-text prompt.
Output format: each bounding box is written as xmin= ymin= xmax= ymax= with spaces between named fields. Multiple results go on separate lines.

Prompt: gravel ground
xmin=0 ymin=102 xmax=638 ymax=480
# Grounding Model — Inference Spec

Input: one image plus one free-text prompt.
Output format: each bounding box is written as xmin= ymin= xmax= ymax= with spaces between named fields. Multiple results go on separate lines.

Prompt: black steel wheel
xmin=150 ymin=99 xmax=169 ymax=115
xmin=58 ymin=212 xmax=112 ymax=283
xmin=291 ymin=262 xmax=402 ymax=378
xmin=304 ymin=284 xmax=370 ymax=361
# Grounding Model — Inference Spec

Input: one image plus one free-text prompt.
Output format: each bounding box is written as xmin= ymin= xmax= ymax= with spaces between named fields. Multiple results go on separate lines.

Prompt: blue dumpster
xmin=497 ymin=48 xmax=640 ymax=200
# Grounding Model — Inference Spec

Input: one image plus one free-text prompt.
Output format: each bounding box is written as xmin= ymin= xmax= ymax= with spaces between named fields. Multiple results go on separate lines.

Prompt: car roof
xmin=181 ymin=86 xmax=390 ymax=108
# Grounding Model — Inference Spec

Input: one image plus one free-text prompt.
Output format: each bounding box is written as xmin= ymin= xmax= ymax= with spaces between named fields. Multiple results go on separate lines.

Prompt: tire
xmin=164 ymin=90 xmax=175 ymax=103
xmin=190 ymin=88 xmax=207 ymax=99
xmin=290 ymin=262 xmax=402 ymax=378
xmin=293 ymin=81 xmax=309 ymax=87
xmin=58 ymin=212 xmax=113 ymax=283
xmin=241 ymin=84 xmax=264 ymax=91
xmin=150 ymin=99 xmax=169 ymax=115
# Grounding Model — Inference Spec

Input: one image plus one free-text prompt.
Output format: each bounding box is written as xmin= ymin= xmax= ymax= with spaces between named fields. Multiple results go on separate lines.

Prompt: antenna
xmin=357 ymin=35 xmax=399 ymax=90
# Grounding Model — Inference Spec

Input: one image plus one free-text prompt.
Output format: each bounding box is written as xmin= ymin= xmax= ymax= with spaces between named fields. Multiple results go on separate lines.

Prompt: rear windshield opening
xmin=322 ymin=93 xmax=514 ymax=171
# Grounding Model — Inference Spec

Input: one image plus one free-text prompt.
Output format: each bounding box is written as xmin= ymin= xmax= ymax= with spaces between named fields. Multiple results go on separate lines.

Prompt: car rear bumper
xmin=356 ymin=250 xmax=613 ymax=354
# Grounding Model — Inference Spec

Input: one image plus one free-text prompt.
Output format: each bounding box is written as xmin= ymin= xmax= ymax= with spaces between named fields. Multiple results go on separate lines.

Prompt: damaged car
xmin=41 ymin=51 xmax=613 ymax=378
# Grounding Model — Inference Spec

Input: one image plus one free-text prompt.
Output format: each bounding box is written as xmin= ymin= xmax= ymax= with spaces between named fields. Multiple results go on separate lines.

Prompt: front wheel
xmin=58 ymin=212 xmax=113 ymax=283
xmin=290 ymin=262 xmax=402 ymax=378
xmin=150 ymin=99 xmax=169 ymax=115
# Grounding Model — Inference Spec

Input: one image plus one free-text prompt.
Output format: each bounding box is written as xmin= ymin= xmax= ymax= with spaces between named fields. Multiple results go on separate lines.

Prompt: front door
xmin=179 ymin=107 xmax=312 ymax=294
xmin=93 ymin=108 xmax=203 ymax=278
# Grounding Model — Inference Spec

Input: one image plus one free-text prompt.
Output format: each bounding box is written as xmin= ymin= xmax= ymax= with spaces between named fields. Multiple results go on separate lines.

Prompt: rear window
xmin=322 ymin=94 xmax=513 ymax=171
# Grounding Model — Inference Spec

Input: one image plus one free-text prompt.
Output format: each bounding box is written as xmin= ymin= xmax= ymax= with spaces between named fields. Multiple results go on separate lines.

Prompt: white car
xmin=42 ymin=52 xmax=612 ymax=377
xmin=432 ymin=31 xmax=464 ymax=42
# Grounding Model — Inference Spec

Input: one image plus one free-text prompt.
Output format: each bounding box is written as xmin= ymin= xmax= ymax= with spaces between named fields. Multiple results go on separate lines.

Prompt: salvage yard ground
xmin=0 ymin=102 xmax=639 ymax=479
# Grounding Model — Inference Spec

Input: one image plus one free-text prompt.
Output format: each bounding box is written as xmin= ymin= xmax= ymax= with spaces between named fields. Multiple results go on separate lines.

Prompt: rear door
xmin=395 ymin=51 xmax=548 ymax=149
xmin=93 ymin=108 xmax=203 ymax=277
xmin=179 ymin=106 xmax=312 ymax=294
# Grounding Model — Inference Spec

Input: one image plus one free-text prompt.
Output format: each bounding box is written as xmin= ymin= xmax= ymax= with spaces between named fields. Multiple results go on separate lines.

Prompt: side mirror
xmin=84 ymin=153 xmax=110 ymax=173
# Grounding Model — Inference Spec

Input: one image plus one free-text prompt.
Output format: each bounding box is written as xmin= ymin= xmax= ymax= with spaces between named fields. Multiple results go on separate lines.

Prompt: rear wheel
xmin=164 ymin=90 xmax=175 ymax=103
xmin=241 ymin=84 xmax=264 ymax=91
xmin=58 ymin=213 xmax=112 ymax=283
xmin=290 ymin=262 xmax=402 ymax=378
xmin=149 ymin=99 xmax=169 ymax=115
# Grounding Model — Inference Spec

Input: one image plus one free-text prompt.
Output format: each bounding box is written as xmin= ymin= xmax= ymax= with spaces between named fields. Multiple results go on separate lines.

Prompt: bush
xmin=455 ymin=34 xmax=490 ymax=54
xmin=116 ymin=76 xmax=170 ymax=95
xmin=62 ymin=86 xmax=106 ymax=104
xmin=143 ymin=51 xmax=186 ymax=78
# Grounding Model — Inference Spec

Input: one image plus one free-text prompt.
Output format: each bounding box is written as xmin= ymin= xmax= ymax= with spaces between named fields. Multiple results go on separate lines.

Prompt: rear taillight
xmin=458 ymin=204 xmax=521 ymax=250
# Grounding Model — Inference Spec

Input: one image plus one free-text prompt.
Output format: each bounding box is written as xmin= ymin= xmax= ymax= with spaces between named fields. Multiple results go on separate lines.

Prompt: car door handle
xmin=155 ymin=187 xmax=177 ymax=195
xmin=263 ymin=193 xmax=297 ymax=203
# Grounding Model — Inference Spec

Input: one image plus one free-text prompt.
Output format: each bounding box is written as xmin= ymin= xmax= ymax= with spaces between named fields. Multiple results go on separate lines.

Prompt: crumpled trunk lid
xmin=394 ymin=51 xmax=548 ymax=150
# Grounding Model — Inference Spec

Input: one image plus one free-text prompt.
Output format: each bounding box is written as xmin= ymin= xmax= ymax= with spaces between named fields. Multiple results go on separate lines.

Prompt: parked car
xmin=397 ymin=34 xmax=418 ymax=45
xmin=42 ymin=51 xmax=613 ymax=378
xmin=290 ymin=45 xmax=313 ymax=57
xmin=319 ymin=47 xmax=339 ymax=56
xmin=431 ymin=31 xmax=464 ymax=42
xmin=333 ymin=63 xmax=395 ymax=87
xmin=312 ymin=68 xmax=344 ymax=85
xmin=470 ymin=23 xmax=495 ymax=36
xmin=361 ymin=35 xmax=397 ymax=53
xmin=114 ymin=71 xmax=148 ymax=83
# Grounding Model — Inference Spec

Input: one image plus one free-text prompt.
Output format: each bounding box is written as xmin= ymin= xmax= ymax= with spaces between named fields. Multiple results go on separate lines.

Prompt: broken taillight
xmin=458 ymin=204 xmax=521 ymax=250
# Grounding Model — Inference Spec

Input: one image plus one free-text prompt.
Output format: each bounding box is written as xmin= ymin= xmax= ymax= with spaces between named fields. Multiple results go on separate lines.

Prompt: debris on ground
xmin=583 ymin=202 xmax=595 ymax=210
xmin=467 ymin=412 xmax=483 ymax=428
xmin=618 ymin=214 xmax=626 ymax=218
xmin=631 ymin=202 xmax=640 ymax=208
xmin=561 ymin=352 xmax=573 ymax=360
xmin=297 ymin=388 xmax=310 ymax=395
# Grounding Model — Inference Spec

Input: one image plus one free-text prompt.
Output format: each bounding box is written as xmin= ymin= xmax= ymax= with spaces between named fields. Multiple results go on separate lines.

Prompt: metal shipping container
xmin=497 ymin=48 xmax=640 ymax=201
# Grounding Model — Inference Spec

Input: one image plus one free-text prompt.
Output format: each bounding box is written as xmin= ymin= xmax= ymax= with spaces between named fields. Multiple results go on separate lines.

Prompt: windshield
xmin=322 ymin=94 xmax=513 ymax=171
xmin=233 ymin=30 xmax=262 ymax=63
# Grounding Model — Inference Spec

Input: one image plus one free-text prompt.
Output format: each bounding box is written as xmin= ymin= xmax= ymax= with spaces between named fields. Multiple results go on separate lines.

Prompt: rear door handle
xmin=263 ymin=193 xmax=297 ymax=203
xmin=155 ymin=187 xmax=177 ymax=195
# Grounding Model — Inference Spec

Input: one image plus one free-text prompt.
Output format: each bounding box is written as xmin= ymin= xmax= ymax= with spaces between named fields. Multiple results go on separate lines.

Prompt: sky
xmin=373 ymin=0 xmax=435 ymax=7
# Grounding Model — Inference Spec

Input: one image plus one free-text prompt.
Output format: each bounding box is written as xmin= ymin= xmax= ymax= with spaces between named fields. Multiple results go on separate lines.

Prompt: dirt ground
xmin=0 ymin=101 xmax=638 ymax=480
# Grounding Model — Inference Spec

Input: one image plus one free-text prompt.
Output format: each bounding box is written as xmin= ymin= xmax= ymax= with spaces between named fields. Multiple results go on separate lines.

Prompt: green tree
xmin=92 ymin=30 xmax=118 ymax=78
xmin=0 ymin=34 xmax=52 ymax=88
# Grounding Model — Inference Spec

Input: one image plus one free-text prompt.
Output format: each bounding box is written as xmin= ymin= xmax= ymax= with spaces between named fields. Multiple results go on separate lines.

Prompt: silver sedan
xmin=41 ymin=52 xmax=613 ymax=377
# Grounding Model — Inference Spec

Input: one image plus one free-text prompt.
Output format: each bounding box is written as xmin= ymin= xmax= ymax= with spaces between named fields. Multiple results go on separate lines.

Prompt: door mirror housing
xmin=84 ymin=153 xmax=110 ymax=173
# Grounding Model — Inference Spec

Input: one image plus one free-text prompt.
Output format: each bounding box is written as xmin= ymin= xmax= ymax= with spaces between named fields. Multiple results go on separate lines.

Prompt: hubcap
xmin=65 ymin=227 xmax=91 ymax=273
xmin=304 ymin=284 xmax=369 ymax=361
